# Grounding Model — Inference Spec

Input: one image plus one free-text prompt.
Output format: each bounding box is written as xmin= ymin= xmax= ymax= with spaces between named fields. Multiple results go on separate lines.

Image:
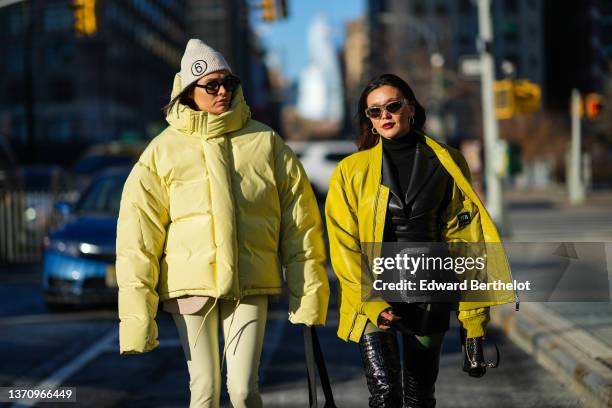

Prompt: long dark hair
xmin=162 ymin=82 xmax=198 ymax=116
xmin=357 ymin=73 xmax=426 ymax=151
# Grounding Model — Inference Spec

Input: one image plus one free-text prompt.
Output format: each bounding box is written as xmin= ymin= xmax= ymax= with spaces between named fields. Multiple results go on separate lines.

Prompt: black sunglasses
xmin=195 ymin=75 xmax=241 ymax=95
xmin=365 ymin=99 xmax=409 ymax=119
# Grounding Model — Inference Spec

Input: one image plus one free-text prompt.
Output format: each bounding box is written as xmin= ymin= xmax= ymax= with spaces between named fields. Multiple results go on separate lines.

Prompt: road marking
xmin=11 ymin=329 xmax=118 ymax=408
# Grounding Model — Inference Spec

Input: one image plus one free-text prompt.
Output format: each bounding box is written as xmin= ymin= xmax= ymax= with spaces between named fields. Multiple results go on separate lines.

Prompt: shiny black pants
xmin=359 ymin=330 xmax=444 ymax=408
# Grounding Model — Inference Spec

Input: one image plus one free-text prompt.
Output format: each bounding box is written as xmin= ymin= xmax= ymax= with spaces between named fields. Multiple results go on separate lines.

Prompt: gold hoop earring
xmin=371 ymin=127 xmax=378 ymax=135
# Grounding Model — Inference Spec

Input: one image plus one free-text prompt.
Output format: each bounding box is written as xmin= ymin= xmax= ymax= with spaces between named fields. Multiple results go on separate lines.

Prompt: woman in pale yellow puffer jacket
xmin=116 ymin=39 xmax=329 ymax=408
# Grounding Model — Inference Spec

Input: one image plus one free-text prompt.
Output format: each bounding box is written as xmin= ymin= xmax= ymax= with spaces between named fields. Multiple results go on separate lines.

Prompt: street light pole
xmin=568 ymin=89 xmax=585 ymax=204
xmin=477 ymin=0 xmax=505 ymax=232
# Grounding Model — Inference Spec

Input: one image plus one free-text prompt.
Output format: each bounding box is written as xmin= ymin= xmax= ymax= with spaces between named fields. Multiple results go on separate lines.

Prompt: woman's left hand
xmin=463 ymin=336 xmax=487 ymax=377
xmin=377 ymin=308 xmax=401 ymax=330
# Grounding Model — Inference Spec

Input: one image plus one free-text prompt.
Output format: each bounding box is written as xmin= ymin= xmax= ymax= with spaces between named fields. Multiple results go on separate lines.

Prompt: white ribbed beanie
xmin=179 ymin=39 xmax=232 ymax=92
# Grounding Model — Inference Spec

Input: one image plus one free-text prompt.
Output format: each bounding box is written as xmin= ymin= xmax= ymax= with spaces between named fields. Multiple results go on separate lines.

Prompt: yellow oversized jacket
xmin=116 ymin=74 xmax=329 ymax=354
xmin=325 ymin=135 xmax=515 ymax=342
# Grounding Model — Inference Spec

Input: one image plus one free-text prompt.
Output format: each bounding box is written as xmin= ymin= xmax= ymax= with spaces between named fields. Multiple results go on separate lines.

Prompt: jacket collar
xmin=404 ymin=136 xmax=438 ymax=206
xmin=165 ymin=73 xmax=251 ymax=140
xmin=378 ymin=133 xmax=439 ymax=208
xmin=381 ymin=148 xmax=402 ymax=203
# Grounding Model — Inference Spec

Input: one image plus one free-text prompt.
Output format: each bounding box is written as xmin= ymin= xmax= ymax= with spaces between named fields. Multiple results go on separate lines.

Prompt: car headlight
xmin=78 ymin=243 xmax=101 ymax=254
xmin=24 ymin=207 xmax=37 ymax=222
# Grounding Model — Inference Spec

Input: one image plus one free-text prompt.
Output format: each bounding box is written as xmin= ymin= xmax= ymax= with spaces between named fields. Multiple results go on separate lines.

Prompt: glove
xmin=462 ymin=336 xmax=487 ymax=377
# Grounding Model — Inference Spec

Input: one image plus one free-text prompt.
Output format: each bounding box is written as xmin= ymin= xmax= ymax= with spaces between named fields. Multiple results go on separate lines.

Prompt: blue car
xmin=42 ymin=167 xmax=130 ymax=308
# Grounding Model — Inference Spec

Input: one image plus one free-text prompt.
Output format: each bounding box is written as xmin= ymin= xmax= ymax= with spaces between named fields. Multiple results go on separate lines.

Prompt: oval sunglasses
xmin=195 ymin=75 xmax=241 ymax=95
xmin=365 ymin=98 xmax=410 ymax=119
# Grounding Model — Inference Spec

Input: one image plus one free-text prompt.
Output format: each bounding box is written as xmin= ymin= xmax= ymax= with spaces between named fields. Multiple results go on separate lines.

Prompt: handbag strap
xmin=303 ymin=325 xmax=337 ymax=408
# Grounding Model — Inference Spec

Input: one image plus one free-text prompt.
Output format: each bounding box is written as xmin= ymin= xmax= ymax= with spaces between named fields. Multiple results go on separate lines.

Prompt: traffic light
xmin=494 ymin=79 xmax=542 ymax=119
xmin=261 ymin=0 xmax=276 ymax=22
xmin=514 ymin=80 xmax=541 ymax=114
xmin=585 ymin=93 xmax=603 ymax=120
xmin=494 ymin=79 xmax=515 ymax=120
xmin=74 ymin=0 xmax=97 ymax=35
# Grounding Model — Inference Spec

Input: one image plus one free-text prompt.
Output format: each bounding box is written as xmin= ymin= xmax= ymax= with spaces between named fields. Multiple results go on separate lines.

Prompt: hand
xmin=377 ymin=308 xmax=401 ymax=329
xmin=463 ymin=336 xmax=486 ymax=377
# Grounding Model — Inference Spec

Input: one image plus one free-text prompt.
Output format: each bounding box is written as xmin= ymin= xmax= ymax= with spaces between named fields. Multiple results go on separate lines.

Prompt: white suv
xmin=286 ymin=140 xmax=357 ymax=199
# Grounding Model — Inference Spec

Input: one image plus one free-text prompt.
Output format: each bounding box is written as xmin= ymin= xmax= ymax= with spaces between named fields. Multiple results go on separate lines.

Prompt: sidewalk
xmin=493 ymin=188 xmax=612 ymax=407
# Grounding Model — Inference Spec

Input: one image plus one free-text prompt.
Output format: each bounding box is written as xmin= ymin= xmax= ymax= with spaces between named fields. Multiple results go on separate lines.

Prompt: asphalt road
xmin=0 ymin=262 xmax=584 ymax=408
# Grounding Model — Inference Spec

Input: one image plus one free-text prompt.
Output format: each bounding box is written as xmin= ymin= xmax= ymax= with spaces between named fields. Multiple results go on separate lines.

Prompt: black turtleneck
xmin=381 ymin=131 xmax=418 ymax=196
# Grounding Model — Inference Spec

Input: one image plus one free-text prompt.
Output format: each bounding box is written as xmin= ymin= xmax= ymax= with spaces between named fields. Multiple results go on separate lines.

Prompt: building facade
xmin=187 ymin=0 xmax=280 ymax=131
xmin=544 ymin=0 xmax=612 ymax=111
xmin=364 ymin=0 xmax=553 ymax=142
xmin=0 ymin=0 xmax=187 ymax=159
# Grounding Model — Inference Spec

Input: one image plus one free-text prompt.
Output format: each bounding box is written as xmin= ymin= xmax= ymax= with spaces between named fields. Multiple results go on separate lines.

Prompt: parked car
xmin=286 ymin=140 xmax=356 ymax=199
xmin=72 ymin=142 xmax=144 ymax=194
xmin=17 ymin=165 xmax=76 ymax=231
xmin=42 ymin=167 xmax=129 ymax=309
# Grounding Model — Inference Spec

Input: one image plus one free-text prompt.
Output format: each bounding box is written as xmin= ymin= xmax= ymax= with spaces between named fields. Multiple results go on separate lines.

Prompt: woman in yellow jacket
xmin=325 ymin=74 xmax=514 ymax=407
xmin=116 ymin=39 xmax=329 ymax=408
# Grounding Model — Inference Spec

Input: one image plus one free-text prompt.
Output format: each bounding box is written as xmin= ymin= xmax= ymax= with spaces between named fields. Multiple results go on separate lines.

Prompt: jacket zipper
xmin=362 ymin=170 xmax=383 ymax=316
xmin=372 ymin=172 xmax=382 ymax=244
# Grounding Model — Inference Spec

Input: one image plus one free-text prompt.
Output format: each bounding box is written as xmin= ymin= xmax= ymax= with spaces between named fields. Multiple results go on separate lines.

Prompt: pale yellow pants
xmin=172 ymin=295 xmax=268 ymax=408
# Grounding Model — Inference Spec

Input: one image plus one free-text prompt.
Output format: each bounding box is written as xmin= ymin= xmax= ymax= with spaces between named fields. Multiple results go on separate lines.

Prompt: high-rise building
xmin=367 ymin=0 xmax=545 ymax=87
xmin=0 ymin=0 xmax=187 ymax=159
xmin=343 ymin=17 xmax=369 ymax=125
xmin=544 ymin=0 xmax=612 ymax=111
xmin=186 ymin=0 xmax=279 ymax=130
xmin=364 ymin=0 xmax=551 ymax=142
xmin=367 ymin=0 xmax=612 ymax=112
xmin=186 ymin=0 xmax=253 ymax=98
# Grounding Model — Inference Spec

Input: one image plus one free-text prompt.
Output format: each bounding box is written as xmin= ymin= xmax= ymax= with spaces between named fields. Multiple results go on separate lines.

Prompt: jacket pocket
xmin=168 ymin=178 xmax=211 ymax=222
xmin=445 ymin=199 xmax=483 ymax=242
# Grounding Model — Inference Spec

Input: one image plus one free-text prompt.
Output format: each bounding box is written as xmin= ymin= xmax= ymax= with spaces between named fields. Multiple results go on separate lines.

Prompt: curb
xmin=491 ymin=303 xmax=612 ymax=408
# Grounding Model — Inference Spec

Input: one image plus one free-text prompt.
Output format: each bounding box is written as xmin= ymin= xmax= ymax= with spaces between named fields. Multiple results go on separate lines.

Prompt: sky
xmin=252 ymin=0 xmax=365 ymax=81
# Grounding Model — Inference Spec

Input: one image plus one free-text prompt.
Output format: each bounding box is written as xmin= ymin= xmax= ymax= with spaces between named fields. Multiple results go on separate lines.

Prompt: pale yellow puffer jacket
xmin=116 ymin=73 xmax=329 ymax=354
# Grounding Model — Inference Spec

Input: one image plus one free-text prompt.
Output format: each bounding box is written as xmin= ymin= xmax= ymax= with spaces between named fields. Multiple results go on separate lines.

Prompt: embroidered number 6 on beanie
xmin=191 ymin=60 xmax=208 ymax=76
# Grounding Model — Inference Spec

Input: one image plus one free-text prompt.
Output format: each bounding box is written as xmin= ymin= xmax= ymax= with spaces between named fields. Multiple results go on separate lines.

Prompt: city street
xmin=0 ymin=258 xmax=584 ymax=407
xmin=1 ymin=0 xmax=611 ymax=406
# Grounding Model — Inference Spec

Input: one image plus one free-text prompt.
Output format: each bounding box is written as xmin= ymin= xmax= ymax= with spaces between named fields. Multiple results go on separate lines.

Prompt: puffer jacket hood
xmin=165 ymin=73 xmax=251 ymax=139
xmin=116 ymin=73 xmax=329 ymax=355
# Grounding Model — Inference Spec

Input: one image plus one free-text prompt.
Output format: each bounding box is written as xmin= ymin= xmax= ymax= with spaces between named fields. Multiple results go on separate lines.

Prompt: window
xmin=43 ymin=5 xmax=73 ymax=32
xmin=6 ymin=47 xmax=24 ymax=74
xmin=44 ymin=43 xmax=75 ymax=68
xmin=46 ymin=118 xmax=72 ymax=143
xmin=9 ymin=12 xmax=23 ymax=36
